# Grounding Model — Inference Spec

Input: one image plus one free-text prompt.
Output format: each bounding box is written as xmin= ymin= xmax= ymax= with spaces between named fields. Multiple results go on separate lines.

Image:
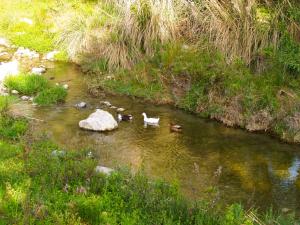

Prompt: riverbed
xmin=22 ymin=62 xmax=300 ymax=214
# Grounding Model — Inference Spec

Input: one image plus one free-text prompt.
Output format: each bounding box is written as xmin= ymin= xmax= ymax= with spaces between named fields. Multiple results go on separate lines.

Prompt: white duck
xmin=142 ymin=112 xmax=160 ymax=124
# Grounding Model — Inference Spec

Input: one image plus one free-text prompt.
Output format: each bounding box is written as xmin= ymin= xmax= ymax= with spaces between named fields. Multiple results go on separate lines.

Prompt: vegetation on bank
xmin=0 ymin=96 xmax=299 ymax=224
xmin=4 ymin=74 xmax=67 ymax=106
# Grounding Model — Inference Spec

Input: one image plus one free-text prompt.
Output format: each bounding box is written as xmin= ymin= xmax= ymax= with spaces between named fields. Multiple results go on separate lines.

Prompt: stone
xmin=21 ymin=96 xmax=30 ymax=101
xmin=63 ymin=84 xmax=69 ymax=89
xmin=79 ymin=109 xmax=118 ymax=131
xmin=44 ymin=50 xmax=59 ymax=61
xmin=110 ymin=106 xmax=117 ymax=109
xmin=0 ymin=38 xmax=10 ymax=48
xmin=29 ymin=97 xmax=34 ymax=101
xmin=51 ymin=150 xmax=66 ymax=157
xmin=101 ymin=101 xmax=111 ymax=107
xmin=75 ymin=102 xmax=87 ymax=108
xmin=11 ymin=90 xmax=19 ymax=95
xmin=19 ymin=18 xmax=34 ymax=25
xmin=95 ymin=166 xmax=114 ymax=175
xmin=0 ymin=60 xmax=19 ymax=81
xmin=117 ymin=107 xmax=125 ymax=112
xmin=31 ymin=67 xmax=46 ymax=75
xmin=0 ymin=52 xmax=11 ymax=61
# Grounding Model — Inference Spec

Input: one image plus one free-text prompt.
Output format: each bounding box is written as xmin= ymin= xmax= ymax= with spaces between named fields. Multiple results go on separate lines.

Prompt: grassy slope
xmin=0 ymin=96 xmax=298 ymax=224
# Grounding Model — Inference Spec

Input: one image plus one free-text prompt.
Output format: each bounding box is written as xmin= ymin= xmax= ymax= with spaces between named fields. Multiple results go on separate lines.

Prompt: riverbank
xmin=85 ymin=42 xmax=300 ymax=144
xmin=0 ymin=95 xmax=298 ymax=224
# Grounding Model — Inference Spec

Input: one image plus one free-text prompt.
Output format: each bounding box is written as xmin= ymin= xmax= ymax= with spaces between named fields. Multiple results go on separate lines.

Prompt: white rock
xmin=0 ymin=38 xmax=10 ymax=48
xmin=44 ymin=50 xmax=59 ymax=61
xmin=0 ymin=60 xmax=19 ymax=81
xmin=21 ymin=96 xmax=30 ymax=101
xmin=75 ymin=102 xmax=87 ymax=108
xmin=63 ymin=84 xmax=69 ymax=89
xmin=31 ymin=67 xmax=46 ymax=75
xmin=11 ymin=90 xmax=19 ymax=95
xmin=117 ymin=107 xmax=125 ymax=112
xmin=101 ymin=101 xmax=111 ymax=107
xmin=19 ymin=18 xmax=34 ymax=25
xmin=29 ymin=97 xmax=34 ymax=101
xmin=51 ymin=150 xmax=66 ymax=157
xmin=79 ymin=109 xmax=118 ymax=131
xmin=110 ymin=106 xmax=117 ymax=109
xmin=95 ymin=166 xmax=114 ymax=175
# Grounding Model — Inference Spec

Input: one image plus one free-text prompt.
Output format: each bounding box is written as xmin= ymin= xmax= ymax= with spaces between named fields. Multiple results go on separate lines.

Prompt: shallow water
xmin=27 ymin=62 xmax=300 ymax=213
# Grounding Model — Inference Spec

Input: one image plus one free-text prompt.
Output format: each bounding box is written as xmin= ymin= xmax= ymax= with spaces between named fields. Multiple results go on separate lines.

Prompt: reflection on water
xmin=27 ymin=62 xmax=300 ymax=213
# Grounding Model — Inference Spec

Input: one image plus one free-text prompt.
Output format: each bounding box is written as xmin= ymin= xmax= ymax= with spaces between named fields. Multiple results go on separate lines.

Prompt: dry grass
xmin=189 ymin=0 xmax=281 ymax=66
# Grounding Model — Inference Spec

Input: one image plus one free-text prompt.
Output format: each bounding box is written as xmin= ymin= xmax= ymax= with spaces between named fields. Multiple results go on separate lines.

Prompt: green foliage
xmin=34 ymin=86 xmax=67 ymax=106
xmin=277 ymin=33 xmax=300 ymax=74
xmin=4 ymin=74 xmax=49 ymax=95
xmin=0 ymin=116 xmax=27 ymax=141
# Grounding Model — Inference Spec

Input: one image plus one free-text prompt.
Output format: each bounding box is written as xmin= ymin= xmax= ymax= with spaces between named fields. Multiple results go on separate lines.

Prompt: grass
xmin=4 ymin=74 xmax=49 ymax=95
xmin=34 ymin=86 xmax=67 ymax=106
xmin=0 ymin=98 xmax=298 ymax=224
xmin=4 ymin=74 xmax=68 ymax=106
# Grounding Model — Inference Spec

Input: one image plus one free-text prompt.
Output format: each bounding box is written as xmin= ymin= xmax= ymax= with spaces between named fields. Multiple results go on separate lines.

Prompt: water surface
xmin=27 ymin=62 xmax=300 ymax=214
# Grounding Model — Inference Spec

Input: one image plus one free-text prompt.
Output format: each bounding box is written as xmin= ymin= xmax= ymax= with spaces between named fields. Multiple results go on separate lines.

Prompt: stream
xmin=22 ymin=62 xmax=300 ymax=214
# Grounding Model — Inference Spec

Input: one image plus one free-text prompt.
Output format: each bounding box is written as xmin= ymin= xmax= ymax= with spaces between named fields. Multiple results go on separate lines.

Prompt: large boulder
xmin=79 ymin=109 xmax=118 ymax=131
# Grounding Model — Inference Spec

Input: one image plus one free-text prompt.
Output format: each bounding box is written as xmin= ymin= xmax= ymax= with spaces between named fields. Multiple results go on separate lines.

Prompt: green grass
xmin=4 ymin=74 xmax=49 ymax=96
xmin=4 ymin=74 xmax=68 ymax=106
xmin=34 ymin=86 xmax=67 ymax=106
xmin=0 ymin=97 xmax=298 ymax=224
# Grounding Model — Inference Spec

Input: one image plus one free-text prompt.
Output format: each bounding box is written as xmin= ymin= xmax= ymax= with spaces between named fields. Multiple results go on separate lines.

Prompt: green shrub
xmin=4 ymin=74 xmax=49 ymax=95
xmin=34 ymin=86 xmax=67 ymax=106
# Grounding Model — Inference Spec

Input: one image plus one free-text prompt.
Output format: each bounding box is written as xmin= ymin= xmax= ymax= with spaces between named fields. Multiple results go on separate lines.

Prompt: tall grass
xmin=56 ymin=0 xmax=181 ymax=70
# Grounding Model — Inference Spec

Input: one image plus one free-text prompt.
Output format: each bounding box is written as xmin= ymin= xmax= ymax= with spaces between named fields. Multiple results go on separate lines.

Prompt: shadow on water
xmin=25 ymin=62 xmax=300 ymax=214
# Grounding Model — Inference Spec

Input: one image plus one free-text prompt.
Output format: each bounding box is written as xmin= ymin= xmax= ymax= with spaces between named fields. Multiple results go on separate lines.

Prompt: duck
xmin=118 ymin=113 xmax=133 ymax=121
xmin=142 ymin=112 xmax=160 ymax=124
xmin=170 ymin=122 xmax=182 ymax=132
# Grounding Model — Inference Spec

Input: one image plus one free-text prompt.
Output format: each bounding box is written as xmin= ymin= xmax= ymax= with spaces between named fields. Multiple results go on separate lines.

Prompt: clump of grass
xmin=34 ymin=86 xmax=67 ymax=106
xmin=4 ymin=74 xmax=49 ymax=95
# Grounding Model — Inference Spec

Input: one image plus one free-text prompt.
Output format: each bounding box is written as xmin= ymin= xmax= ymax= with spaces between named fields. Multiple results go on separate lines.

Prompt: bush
xmin=4 ymin=74 xmax=49 ymax=95
xmin=34 ymin=86 xmax=67 ymax=106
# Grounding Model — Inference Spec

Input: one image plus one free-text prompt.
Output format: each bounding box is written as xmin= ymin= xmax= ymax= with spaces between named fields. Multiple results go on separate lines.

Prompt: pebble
xmin=31 ymin=67 xmax=46 ymax=75
xmin=101 ymin=101 xmax=112 ymax=107
xmin=75 ymin=102 xmax=87 ymax=108
xmin=21 ymin=96 xmax=30 ymax=101
xmin=117 ymin=107 xmax=125 ymax=112
xmin=11 ymin=90 xmax=19 ymax=95
xmin=95 ymin=166 xmax=114 ymax=175
xmin=63 ymin=84 xmax=69 ymax=90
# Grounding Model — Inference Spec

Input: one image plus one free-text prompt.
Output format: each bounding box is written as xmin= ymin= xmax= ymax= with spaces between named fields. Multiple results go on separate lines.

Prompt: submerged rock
xmin=79 ymin=109 xmax=118 ymax=131
xmin=95 ymin=166 xmax=114 ymax=175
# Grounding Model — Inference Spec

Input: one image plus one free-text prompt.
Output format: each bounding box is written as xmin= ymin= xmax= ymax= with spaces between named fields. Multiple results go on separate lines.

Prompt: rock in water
xmin=75 ymin=102 xmax=87 ymax=108
xmin=79 ymin=109 xmax=118 ymax=131
xmin=31 ymin=67 xmax=46 ymax=75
